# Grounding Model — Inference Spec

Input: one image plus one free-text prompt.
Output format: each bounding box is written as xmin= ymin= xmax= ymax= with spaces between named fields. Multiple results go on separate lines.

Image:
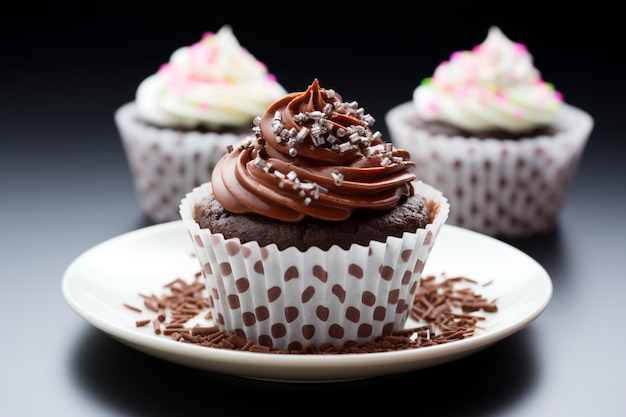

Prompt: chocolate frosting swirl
xmin=211 ymin=79 xmax=416 ymax=222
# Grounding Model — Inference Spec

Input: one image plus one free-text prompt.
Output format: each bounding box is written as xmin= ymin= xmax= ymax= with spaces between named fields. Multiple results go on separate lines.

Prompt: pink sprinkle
xmin=455 ymin=85 xmax=471 ymax=99
xmin=513 ymin=42 xmax=528 ymax=55
xmin=436 ymin=61 xmax=450 ymax=72
xmin=450 ymin=51 xmax=464 ymax=61
xmin=199 ymin=102 xmax=210 ymax=110
xmin=201 ymin=31 xmax=216 ymax=40
xmin=514 ymin=107 xmax=524 ymax=118
xmin=554 ymin=91 xmax=564 ymax=101
xmin=157 ymin=62 xmax=170 ymax=73
xmin=426 ymin=100 xmax=440 ymax=116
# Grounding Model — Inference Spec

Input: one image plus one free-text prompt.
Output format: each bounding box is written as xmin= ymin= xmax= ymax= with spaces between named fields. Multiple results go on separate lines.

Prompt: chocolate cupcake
xmin=179 ymin=79 xmax=449 ymax=350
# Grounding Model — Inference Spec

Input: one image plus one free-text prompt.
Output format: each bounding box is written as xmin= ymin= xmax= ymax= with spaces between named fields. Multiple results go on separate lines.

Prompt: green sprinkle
xmin=420 ymin=77 xmax=433 ymax=86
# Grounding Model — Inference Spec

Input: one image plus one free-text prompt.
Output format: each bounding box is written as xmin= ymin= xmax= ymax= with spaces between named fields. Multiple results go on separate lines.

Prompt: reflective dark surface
xmin=2 ymin=4 xmax=624 ymax=416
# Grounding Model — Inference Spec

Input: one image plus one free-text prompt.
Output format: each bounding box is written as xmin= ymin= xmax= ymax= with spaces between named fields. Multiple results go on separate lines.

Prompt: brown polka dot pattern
xmin=284 ymin=266 xmax=299 ymax=281
xmin=253 ymin=260 xmax=264 ymax=274
xmin=385 ymin=101 xmax=593 ymax=237
xmin=271 ymin=323 xmax=286 ymax=338
xmin=193 ymin=234 xmax=204 ymax=248
xmin=267 ymin=286 xmax=281 ymax=302
xmin=373 ymin=306 xmax=387 ymax=320
xmin=362 ymin=291 xmax=376 ymax=306
xmin=332 ymin=285 xmax=346 ymax=303
xmin=328 ymin=324 xmax=344 ymax=339
xmin=227 ymin=294 xmax=240 ymax=309
xmin=219 ymin=262 xmax=231 ymax=276
xmin=357 ymin=323 xmax=373 ymax=338
xmin=312 ymin=265 xmax=328 ymax=282
xmin=401 ymin=271 xmax=412 ymax=285
xmin=242 ymin=312 xmax=256 ymax=326
xmin=395 ymin=299 xmax=407 ymax=314
xmin=348 ymin=264 xmax=364 ymax=279
xmin=179 ymin=180 xmax=449 ymax=350
xmin=225 ymin=241 xmax=240 ymax=256
xmin=301 ymin=286 xmax=315 ymax=303
xmin=379 ymin=265 xmax=394 ymax=281
xmin=316 ymin=306 xmax=330 ymax=321
xmin=302 ymin=325 xmax=315 ymax=340
xmin=285 ymin=307 xmax=299 ymax=323
xmin=346 ymin=306 xmax=360 ymax=323
xmin=235 ymin=278 xmax=249 ymax=293
xmin=255 ymin=306 xmax=270 ymax=321
xmin=114 ymin=102 xmax=244 ymax=223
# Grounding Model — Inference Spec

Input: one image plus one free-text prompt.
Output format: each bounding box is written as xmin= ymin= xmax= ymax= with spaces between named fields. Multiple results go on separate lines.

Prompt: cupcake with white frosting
xmin=115 ymin=25 xmax=287 ymax=223
xmin=385 ymin=26 xmax=593 ymax=237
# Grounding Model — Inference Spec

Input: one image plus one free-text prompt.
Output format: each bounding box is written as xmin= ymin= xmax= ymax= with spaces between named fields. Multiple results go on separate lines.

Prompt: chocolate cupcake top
xmin=211 ymin=79 xmax=417 ymax=222
xmin=413 ymin=26 xmax=563 ymax=134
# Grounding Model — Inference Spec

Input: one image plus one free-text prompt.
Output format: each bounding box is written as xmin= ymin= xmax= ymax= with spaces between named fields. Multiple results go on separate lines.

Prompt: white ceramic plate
xmin=62 ymin=221 xmax=552 ymax=382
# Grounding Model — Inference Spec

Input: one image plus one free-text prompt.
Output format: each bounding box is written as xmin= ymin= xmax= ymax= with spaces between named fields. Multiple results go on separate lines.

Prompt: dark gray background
xmin=2 ymin=3 xmax=624 ymax=416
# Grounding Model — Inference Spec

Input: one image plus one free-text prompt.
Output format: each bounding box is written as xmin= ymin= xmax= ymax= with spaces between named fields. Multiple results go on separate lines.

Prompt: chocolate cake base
xmin=406 ymin=117 xmax=556 ymax=140
xmin=194 ymin=195 xmax=432 ymax=251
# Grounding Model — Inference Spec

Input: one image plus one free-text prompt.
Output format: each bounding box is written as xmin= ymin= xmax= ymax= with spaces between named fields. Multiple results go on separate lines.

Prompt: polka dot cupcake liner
xmin=179 ymin=180 xmax=449 ymax=351
xmin=115 ymin=102 xmax=246 ymax=223
xmin=385 ymin=103 xmax=593 ymax=237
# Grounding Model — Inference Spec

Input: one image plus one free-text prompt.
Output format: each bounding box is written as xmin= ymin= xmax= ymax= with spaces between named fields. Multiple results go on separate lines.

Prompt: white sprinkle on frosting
xmin=240 ymin=81 xmax=412 ymax=208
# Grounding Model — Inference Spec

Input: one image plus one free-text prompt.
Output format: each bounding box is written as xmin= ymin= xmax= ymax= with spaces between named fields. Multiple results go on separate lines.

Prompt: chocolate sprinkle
xmin=126 ymin=270 xmax=497 ymax=354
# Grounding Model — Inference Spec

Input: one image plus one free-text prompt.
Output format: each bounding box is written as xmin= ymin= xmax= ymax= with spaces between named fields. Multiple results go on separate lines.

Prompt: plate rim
xmin=61 ymin=221 xmax=552 ymax=382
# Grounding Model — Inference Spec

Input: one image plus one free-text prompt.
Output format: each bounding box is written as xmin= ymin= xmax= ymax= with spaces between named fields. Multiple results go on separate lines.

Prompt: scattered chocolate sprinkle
xmin=123 ymin=303 xmax=142 ymax=313
xmin=127 ymin=271 xmax=497 ymax=354
xmin=152 ymin=318 xmax=161 ymax=335
xmin=157 ymin=309 xmax=167 ymax=322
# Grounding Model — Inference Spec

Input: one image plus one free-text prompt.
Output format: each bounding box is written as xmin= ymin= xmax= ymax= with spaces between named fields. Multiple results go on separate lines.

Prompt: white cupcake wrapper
xmin=114 ymin=102 xmax=246 ymax=223
xmin=180 ymin=180 xmax=449 ymax=350
xmin=386 ymin=102 xmax=593 ymax=237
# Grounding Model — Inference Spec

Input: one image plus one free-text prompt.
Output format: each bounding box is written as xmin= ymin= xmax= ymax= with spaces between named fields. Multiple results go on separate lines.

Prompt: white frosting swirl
xmin=413 ymin=26 xmax=563 ymax=134
xmin=136 ymin=25 xmax=287 ymax=129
